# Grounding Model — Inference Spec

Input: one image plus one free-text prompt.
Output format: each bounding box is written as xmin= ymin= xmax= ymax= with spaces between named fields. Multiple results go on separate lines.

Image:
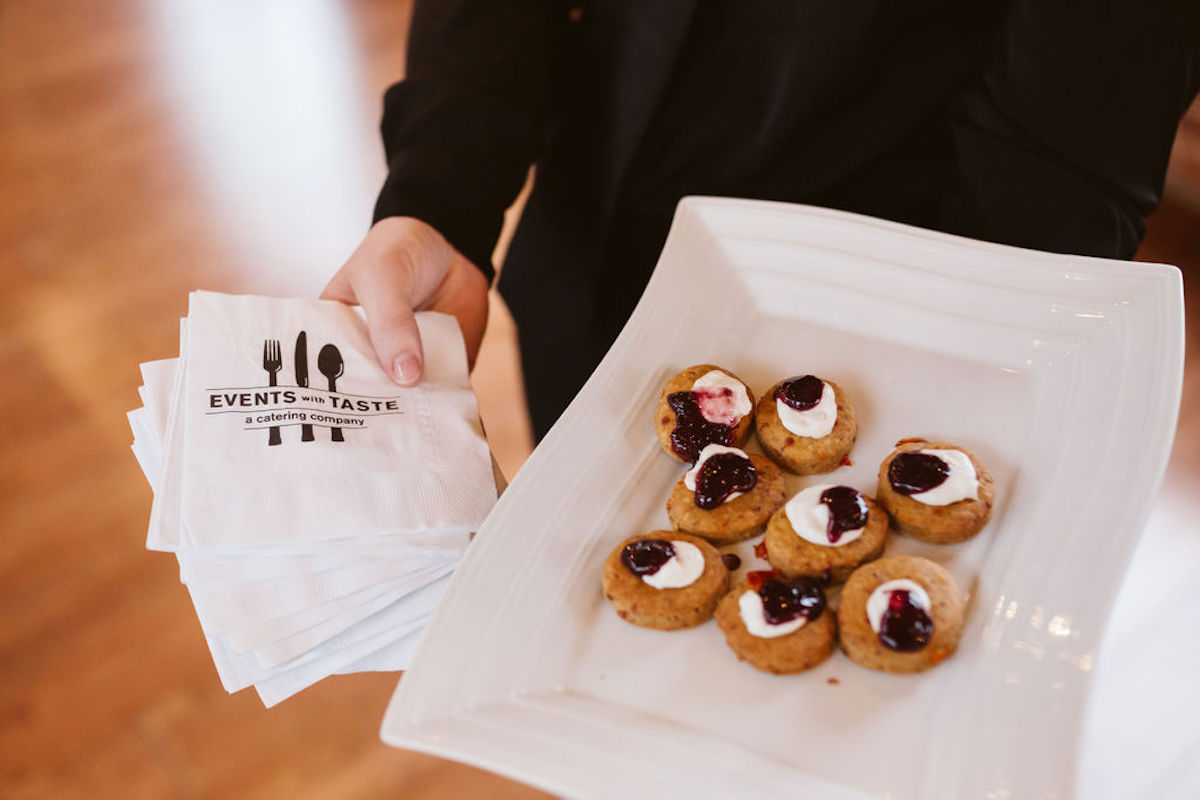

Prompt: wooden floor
xmin=1 ymin=2 xmax=1197 ymax=798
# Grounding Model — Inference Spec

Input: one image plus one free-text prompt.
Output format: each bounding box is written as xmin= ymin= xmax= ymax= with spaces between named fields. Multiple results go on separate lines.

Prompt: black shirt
xmin=374 ymin=0 xmax=1200 ymax=436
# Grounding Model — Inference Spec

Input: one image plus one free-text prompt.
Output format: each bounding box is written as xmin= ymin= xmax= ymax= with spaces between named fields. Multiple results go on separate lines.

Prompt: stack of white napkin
xmin=127 ymin=291 xmax=496 ymax=706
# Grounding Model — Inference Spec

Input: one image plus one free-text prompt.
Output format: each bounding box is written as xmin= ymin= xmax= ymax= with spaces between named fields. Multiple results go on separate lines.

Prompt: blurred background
xmin=2 ymin=1 xmax=1197 ymax=797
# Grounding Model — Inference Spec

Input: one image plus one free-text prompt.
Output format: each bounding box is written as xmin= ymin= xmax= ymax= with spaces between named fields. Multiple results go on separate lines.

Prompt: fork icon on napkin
xmin=262 ymin=339 xmax=282 ymax=446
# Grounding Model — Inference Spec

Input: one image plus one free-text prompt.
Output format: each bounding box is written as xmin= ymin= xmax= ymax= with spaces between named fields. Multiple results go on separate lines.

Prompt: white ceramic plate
xmin=381 ymin=198 xmax=1183 ymax=799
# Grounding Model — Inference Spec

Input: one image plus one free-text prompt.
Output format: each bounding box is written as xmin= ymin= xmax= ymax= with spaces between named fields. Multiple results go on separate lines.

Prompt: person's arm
xmin=938 ymin=0 xmax=1200 ymax=259
xmin=374 ymin=0 xmax=559 ymax=280
xmin=324 ymin=0 xmax=560 ymax=383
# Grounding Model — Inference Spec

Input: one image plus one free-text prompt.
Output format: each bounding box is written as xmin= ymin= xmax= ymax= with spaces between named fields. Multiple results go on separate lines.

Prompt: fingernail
xmin=393 ymin=353 xmax=421 ymax=384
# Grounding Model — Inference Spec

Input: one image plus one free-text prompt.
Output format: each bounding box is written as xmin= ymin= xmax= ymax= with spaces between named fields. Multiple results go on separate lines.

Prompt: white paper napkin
xmin=175 ymin=535 xmax=465 ymax=585
xmin=146 ymin=322 xmax=189 ymax=551
xmin=246 ymin=563 xmax=453 ymax=669
xmin=186 ymin=556 xmax=443 ymax=634
xmin=179 ymin=292 xmax=493 ymax=551
xmin=334 ymin=626 xmax=424 ymax=675
xmin=127 ymin=292 xmax=497 ymax=707
xmin=255 ymin=612 xmax=432 ymax=708
xmin=206 ymin=574 xmax=449 ymax=695
xmin=221 ymin=568 xmax=443 ymax=654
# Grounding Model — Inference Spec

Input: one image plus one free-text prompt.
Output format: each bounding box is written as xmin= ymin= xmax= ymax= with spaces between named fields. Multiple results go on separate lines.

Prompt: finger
xmin=356 ymin=260 xmax=426 ymax=386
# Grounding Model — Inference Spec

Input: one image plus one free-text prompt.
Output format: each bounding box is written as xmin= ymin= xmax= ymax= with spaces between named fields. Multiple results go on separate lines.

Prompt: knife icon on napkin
xmin=295 ymin=331 xmax=315 ymax=442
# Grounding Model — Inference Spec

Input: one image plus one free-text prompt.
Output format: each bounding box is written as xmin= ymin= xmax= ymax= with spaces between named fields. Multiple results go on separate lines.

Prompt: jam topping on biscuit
xmin=773 ymin=375 xmax=837 ymax=438
xmin=773 ymin=375 xmax=825 ymax=411
xmin=888 ymin=451 xmax=949 ymax=494
xmin=620 ymin=539 xmax=675 ymax=577
xmin=878 ymin=590 xmax=934 ymax=652
xmin=757 ymin=575 xmax=826 ymax=625
xmin=621 ymin=538 xmax=707 ymax=589
xmin=867 ymin=578 xmax=934 ymax=652
xmin=784 ymin=484 xmax=869 ymax=547
xmin=685 ymin=445 xmax=758 ymax=509
xmin=820 ymin=486 xmax=869 ymax=544
xmin=667 ymin=392 xmax=735 ymax=461
xmin=738 ymin=572 xmax=827 ymax=639
xmin=888 ymin=447 xmax=980 ymax=506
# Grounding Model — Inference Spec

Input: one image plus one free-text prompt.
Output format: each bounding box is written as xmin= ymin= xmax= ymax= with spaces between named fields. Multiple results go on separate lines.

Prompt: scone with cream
xmin=654 ymin=364 xmax=755 ymax=463
xmin=666 ymin=444 xmax=786 ymax=544
xmin=764 ymin=485 xmax=888 ymax=584
xmin=715 ymin=572 xmax=836 ymax=674
xmin=602 ymin=532 xmax=731 ymax=630
xmin=755 ymin=375 xmax=857 ymax=474
xmin=837 ymin=555 xmax=965 ymax=673
xmin=876 ymin=438 xmax=995 ymax=544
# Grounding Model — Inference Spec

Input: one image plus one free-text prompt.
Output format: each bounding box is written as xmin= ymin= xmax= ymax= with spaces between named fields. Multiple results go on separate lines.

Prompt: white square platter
xmin=381 ymin=198 xmax=1184 ymax=799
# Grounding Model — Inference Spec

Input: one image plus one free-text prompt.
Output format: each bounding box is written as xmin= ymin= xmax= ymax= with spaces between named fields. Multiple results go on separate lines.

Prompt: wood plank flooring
xmin=2 ymin=1 xmax=542 ymax=798
xmin=1 ymin=2 xmax=1197 ymax=798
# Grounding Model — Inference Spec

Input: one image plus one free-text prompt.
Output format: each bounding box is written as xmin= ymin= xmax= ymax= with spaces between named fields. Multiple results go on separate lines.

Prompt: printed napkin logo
xmin=204 ymin=330 xmax=405 ymax=446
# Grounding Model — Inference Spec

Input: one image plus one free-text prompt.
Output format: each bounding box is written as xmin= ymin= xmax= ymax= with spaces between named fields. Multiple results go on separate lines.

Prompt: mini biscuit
xmin=654 ymin=364 xmax=755 ymax=463
xmin=715 ymin=577 xmax=837 ymax=674
xmin=601 ymin=532 xmax=730 ymax=630
xmin=666 ymin=454 xmax=786 ymax=544
xmin=763 ymin=491 xmax=888 ymax=584
xmin=837 ymin=555 xmax=965 ymax=673
xmin=755 ymin=377 xmax=857 ymax=474
xmin=876 ymin=439 xmax=995 ymax=544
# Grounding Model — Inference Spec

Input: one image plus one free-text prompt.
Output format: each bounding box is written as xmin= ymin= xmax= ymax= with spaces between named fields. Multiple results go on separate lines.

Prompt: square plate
xmin=381 ymin=198 xmax=1183 ymax=799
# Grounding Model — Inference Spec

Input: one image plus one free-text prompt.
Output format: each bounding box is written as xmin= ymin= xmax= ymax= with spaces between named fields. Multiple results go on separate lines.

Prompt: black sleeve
xmin=372 ymin=1 xmax=561 ymax=281
xmin=938 ymin=0 xmax=1200 ymax=259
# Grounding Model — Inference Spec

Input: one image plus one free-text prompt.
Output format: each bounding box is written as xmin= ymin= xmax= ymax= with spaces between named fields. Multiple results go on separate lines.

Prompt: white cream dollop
xmin=776 ymin=380 xmax=837 ymax=438
xmin=866 ymin=579 xmax=932 ymax=632
xmin=909 ymin=449 xmax=979 ymax=506
xmin=738 ymin=589 xmax=808 ymax=638
xmin=684 ymin=443 xmax=752 ymax=504
xmin=784 ymin=484 xmax=866 ymax=547
xmin=691 ymin=370 xmax=752 ymax=426
xmin=642 ymin=541 xmax=706 ymax=590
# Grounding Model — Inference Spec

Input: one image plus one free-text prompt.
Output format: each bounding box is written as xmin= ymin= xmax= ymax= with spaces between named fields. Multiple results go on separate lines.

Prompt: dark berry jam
xmin=757 ymin=576 xmax=826 ymax=625
xmin=721 ymin=553 xmax=742 ymax=571
xmin=667 ymin=391 xmax=734 ymax=462
xmin=878 ymin=589 xmax=934 ymax=652
xmin=888 ymin=451 xmax=949 ymax=495
xmin=773 ymin=375 xmax=825 ymax=411
xmin=694 ymin=452 xmax=757 ymax=509
xmin=820 ymin=486 xmax=869 ymax=543
xmin=620 ymin=539 xmax=675 ymax=577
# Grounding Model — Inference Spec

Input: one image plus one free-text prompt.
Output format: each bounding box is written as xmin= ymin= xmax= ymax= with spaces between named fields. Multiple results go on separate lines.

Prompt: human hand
xmin=321 ymin=217 xmax=490 ymax=385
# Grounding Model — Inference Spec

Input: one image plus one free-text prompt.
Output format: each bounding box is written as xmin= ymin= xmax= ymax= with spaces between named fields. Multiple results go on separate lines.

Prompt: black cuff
xmin=373 ymin=156 xmax=500 ymax=284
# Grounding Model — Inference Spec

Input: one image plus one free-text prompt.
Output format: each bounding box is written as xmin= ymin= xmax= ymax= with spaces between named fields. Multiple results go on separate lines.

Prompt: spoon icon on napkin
xmin=317 ymin=344 xmax=345 ymax=443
